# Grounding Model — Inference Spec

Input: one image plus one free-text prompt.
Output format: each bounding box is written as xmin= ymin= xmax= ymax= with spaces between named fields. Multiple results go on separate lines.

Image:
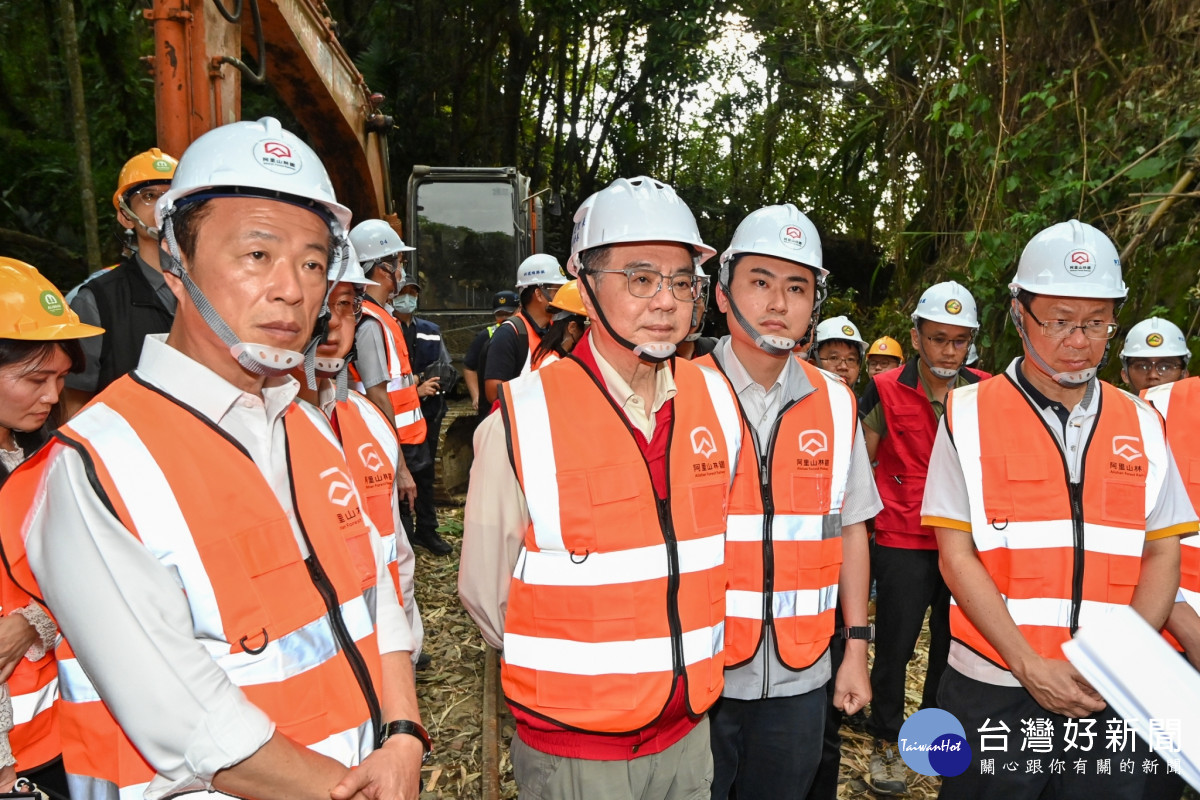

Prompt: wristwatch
xmin=841 ymin=625 xmax=875 ymax=641
xmin=380 ymin=719 xmax=433 ymax=763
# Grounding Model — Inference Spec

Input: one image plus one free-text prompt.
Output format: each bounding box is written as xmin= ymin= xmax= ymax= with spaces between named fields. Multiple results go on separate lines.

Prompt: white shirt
xmin=23 ymin=334 xmax=413 ymax=797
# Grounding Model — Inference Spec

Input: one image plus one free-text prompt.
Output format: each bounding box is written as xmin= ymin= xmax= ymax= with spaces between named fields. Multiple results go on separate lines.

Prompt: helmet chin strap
xmin=720 ymin=271 xmax=826 ymax=356
xmin=119 ymin=198 xmax=161 ymax=241
xmin=578 ymin=272 xmax=676 ymax=363
xmin=1008 ymin=305 xmax=1098 ymax=386
xmin=162 ymin=212 xmax=348 ymax=385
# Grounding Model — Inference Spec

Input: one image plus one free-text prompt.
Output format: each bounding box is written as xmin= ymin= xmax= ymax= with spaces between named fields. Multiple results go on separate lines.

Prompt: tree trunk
xmin=57 ymin=0 xmax=102 ymax=274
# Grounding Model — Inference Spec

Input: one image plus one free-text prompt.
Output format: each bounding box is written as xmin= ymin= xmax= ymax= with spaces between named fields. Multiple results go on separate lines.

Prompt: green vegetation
xmin=3 ymin=0 xmax=1198 ymax=376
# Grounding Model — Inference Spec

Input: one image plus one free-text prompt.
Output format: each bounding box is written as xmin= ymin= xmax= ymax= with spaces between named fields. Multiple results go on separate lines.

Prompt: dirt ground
xmin=414 ymin=506 xmax=942 ymax=799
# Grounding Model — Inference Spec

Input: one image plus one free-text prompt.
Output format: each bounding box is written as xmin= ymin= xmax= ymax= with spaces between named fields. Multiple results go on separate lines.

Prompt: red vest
xmin=351 ymin=301 xmax=427 ymax=446
xmin=499 ymin=356 xmax=741 ymax=733
xmin=698 ymin=355 xmax=858 ymax=670
xmin=0 ymin=376 xmax=384 ymax=794
xmin=945 ymin=376 xmax=1169 ymax=669
xmin=1144 ymin=377 xmax=1200 ymax=645
xmin=872 ymin=362 xmax=988 ymax=549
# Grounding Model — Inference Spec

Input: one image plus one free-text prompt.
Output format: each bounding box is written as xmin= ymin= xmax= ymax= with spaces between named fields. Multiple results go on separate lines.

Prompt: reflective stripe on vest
xmin=7 ymin=667 xmax=59 ymax=771
xmin=1144 ymin=378 xmax=1200 ymax=646
xmin=499 ymin=357 xmax=740 ymax=732
xmin=717 ymin=357 xmax=857 ymax=669
xmin=336 ymin=392 xmax=404 ymax=598
xmin=5 ymin=377 xmax=385 ymax=790
xmin=947 ymin=377 xmax=1165 ymax=669
xmin=357 ymin=303 xmax=426 ymax=445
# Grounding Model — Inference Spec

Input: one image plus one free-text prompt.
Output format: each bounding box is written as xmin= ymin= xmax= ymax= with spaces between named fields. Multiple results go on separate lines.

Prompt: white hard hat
xmin=567 ymin=176 xmax=715 ymax=277
xmin=156 ymin=117 xmax=350 ymax=235
xmin=516 ymin=253 xmax=568 ymax=288
xmin=912 ymin=281 xmax=980 ymax=328
xmin=1120 ymin=317 xmax=1189 ymax=360
xmin=349 ymin=218 xmax=414 ymax=269
xmin=1009 ymin=220 xmax=1127 ymax=300
xmin=332 ymin=243 xmax=377 ymax=286
xmin=815 ymin=315 xmax=866 ymax=355
xmin=719 ymin=204 xmax=826 ymax=285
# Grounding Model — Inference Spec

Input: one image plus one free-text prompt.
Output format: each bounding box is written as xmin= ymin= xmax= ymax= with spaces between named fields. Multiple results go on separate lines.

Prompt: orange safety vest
xmin=509 ymin=312 xmax=546 ymax=376
xmin=1144 ymin=377 xmax=1200 ymax=645
xmin=697 ymin=355 xmax=858 ymax=670
xmin=0 ymin=376 xmax=384 ymax=795
xmin=499 ymin=357 xmax=741 ymax=733
xmin=333 ymin=390 xmax=404 ymax=598
xmin=0 ymin=590 xmax=59 ymax=772
xmin=944 ymin=376 xmax=1168 ymax=670
xmin=351 ymin=301 xmax=427 ymax=445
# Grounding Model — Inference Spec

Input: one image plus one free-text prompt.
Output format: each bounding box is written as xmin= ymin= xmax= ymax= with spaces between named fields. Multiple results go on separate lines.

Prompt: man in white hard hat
xmin=347 ymin=219 xmax=423 ymax=516
xmin=856 ymin=280 xmax=989 ymax=796
xmin=460 ymin=176 xmax=742 ymax=800
xmin=692 ymin=205 xmax=879 ymax=800
xmin=923 ymin=220 xmax=1195 ymax=798
xmin=676 ymin=264 xmax=718 ymax=360
xmin=812 ymin=315 xmax=867 ymax=388
xmin=480 ymin=253 xmax=569 ymax=407
xmin=1120 ymin=316 xmax=1190 ymax=394
xmin=0 ymin=118 xmax=426 ymax=797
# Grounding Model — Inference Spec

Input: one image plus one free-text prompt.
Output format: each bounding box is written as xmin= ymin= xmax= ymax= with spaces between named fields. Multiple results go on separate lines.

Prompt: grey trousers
xmin=510 ymin=716 xmax=713 ymax=800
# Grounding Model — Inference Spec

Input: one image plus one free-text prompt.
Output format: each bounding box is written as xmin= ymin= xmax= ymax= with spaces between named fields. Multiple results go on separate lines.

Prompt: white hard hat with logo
xmin=516 ymin=253 xmax=568 ymax=287
xmin=349 ymin=218 xmax=414 ymax=271
xmin=567 ymin=176 xmax=715 ymax=277
xmin=1121 ymin=317 xmax=1189 ymax=361
xmin=718 ymin=203 xmax=826 ymax=286
xmin=815 ymin=315 xmax=867 ymax=355
xmin=1009 ymin=220 xmax=1127 ymax=300
xmin=332 ymin=242 xmax=378 ymax=286
xmin=155 ymin=116 xmax=352 ymax=381
xmin=912 ymin=281 xmax=980 ymax=328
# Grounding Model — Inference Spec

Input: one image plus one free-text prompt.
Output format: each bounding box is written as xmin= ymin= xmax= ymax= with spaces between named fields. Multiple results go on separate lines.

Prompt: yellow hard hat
xmin=113 ymin=148 xmax=178 ymax=210
xmin=867 ymin=336 xmax=903 ymax=359
xmin=548 ymin=280 xmax=588 ymax=318
xmin=0 ymin=258 xmax=105 ymax=341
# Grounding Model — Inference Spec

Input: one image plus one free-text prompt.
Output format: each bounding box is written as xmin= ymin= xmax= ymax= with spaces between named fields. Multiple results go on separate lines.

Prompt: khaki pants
xmin=510 ymin=716 xmax=713 ymax=800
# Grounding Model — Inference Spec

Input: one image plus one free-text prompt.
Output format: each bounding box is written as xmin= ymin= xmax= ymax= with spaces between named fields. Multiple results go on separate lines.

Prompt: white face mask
xmin=394 ymin=294 xmax=418 ymax=314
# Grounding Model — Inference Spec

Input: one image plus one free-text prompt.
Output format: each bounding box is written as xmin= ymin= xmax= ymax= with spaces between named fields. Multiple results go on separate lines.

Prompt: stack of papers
xmin=1064 ymin=605 xmax=1200 ymax=789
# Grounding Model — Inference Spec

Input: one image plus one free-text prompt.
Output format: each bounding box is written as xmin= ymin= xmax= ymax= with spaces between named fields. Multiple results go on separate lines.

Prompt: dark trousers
xmin=867 ymin=544 xmax=951 ymax=742
xmin=400 ymin=404 xmax=444 ymax=538
xmin=805 ymin=608 xmax=846 ymax=800
xmin=709 ymin=687 xmax=826 ymax=800
xmin=938 ymin=667 xmax=1163 ymax=800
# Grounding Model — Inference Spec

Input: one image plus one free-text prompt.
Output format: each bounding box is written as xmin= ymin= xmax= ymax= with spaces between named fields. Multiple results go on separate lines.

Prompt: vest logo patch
xmin=798 ymin=430 xmax=829 ymax=457
xmin=320 ymin=466 xmax=356 ymax=506
xmin=691 ymin=426 xmax=718 ymax=458
xmin=1111 ymin=435 xmax=1142 ymax=462
xmin=358 ymin=443 xmax=384 ymax=473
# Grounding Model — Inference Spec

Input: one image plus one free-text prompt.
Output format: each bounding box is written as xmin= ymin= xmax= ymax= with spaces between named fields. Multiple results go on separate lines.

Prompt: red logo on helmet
xmin=1065 ymin=249 xmax=1096 ymax=275
xmin=779 ymin=225 xmax=805 ymax=249
xmin=264 ymin=142 xmax=292 ymax=158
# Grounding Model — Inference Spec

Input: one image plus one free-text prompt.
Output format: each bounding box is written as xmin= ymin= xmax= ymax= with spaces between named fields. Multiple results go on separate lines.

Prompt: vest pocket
xmin=1105 ymin=555 xmax=1141 ymax=603
xmin=690 ymin=480 xmax=729 ymax=535
xmin=1100 ymin=479 xmax=1145 ymax=527
xmin=222 ymin=527 xmax=325 ymax=648
xmin=790 ymin=474 xmax=831 ymax=514
xmin=536 ymin=670 xmax=637 ymax=710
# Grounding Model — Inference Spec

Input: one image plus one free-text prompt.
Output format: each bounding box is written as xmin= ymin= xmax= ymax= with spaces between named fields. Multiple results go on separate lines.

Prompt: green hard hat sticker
xmin=39 ymin=290 xmax=65 ymax=316
xmin=153 ymin=159 xmax=172 ymax=173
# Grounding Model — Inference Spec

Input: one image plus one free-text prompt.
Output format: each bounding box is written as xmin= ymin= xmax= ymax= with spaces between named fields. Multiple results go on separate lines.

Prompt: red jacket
xmin=868 ymin=359 xmax=988 ymax=549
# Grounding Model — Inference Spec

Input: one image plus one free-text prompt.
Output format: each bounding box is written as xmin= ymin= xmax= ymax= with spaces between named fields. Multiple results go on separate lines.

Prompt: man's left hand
xmin=395 ymin=467 xmax=418 ymax=507
xmin=417 ymin=377 xmax=441 ymax=398
xmin=833 ymin=641 xmax=872 ymax=716
xmin=330 ymin=734 xmax=424 ymax=800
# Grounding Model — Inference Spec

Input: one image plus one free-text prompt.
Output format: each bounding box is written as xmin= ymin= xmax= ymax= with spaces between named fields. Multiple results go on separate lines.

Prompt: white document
xmin=1063 ymin=604 xmax=1200 ymax=789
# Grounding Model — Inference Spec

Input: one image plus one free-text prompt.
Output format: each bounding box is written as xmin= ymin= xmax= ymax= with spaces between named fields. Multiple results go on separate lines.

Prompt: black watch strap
xmin=380 ymin=719 xmax=433 ymax=762
xmin=841 ymin=624 xmax=875 ymax=641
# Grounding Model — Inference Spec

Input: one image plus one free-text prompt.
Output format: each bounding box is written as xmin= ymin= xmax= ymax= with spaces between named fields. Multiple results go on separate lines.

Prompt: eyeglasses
xmin=374 ymin=256 xmax=406 ymax=277
xmin=1128 ymin=360 xmax=1185 ymax=377
xmin=331 ymin=294 xmax=364 ymax=322
xmin=589 ymin=267 xmax=702 ymax=302
xmin=923 ymin=334 xmax=972 ymax=350
xmin=1024 ymin=307 xmax=1118 ymax=340
xmin=818 ymin=355 xmax=860 ymax=368
xmin=127 ymin=186 xmax=167 ymax=207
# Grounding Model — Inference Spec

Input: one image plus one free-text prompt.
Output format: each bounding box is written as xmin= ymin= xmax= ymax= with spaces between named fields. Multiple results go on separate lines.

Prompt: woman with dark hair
xmin=531 ymin=279 xmax=589 ymax=370
xmin=0 ymin=257 xmax=102 ymax=793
